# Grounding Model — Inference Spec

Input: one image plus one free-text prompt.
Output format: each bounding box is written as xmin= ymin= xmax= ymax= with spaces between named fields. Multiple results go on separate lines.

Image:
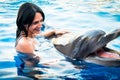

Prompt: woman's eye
xmin=32 ymin=21 xmax=39 ymax=25
xmin=32 ymin=20 xmax=43 ymax=25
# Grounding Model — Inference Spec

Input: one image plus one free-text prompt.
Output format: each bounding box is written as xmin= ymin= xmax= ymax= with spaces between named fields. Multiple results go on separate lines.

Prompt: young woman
xmin=15 ymin=2 xmax=45 ymax=76
xmin=15 ymin=2 xmax=67 ymax=77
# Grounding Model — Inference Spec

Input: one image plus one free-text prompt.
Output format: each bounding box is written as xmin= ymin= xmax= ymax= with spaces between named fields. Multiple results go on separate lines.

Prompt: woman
xmin=15 ymin=2 xmax=45 ymax=77
xmin=15 ymin=2 xmax=67 ymax=77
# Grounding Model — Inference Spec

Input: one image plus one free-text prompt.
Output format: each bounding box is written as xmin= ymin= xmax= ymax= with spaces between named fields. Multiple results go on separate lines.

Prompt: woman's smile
xmin=34 ymin=28 xmax=41 ymax=33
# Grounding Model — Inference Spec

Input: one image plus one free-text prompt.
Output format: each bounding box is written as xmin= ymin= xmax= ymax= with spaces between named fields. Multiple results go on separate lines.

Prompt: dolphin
xmin=42 ymin=24 xmax=120 ymax=66
xmin=55 ymin=29 xmax=120 ymax=58
xmin=49 ymin=29 xmax=120 ymax=66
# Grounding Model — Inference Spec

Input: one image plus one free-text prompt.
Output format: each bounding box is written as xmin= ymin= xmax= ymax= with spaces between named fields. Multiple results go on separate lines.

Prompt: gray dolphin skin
xmin=54 ymin=29 xmax=120 ymax=60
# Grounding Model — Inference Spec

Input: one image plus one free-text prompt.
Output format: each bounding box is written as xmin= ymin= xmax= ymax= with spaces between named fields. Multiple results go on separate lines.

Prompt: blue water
xmin=0 ymin=0 xmax=120 ymax=80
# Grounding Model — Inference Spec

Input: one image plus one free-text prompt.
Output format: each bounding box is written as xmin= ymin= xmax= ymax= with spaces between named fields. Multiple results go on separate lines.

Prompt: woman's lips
xmin=35 ymin=28 xmax=40 ymax=32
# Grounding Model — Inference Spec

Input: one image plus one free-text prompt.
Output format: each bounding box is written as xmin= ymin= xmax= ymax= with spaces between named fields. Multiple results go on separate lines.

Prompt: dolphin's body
xmin=49 ymin=29 xmax=120 ymax=66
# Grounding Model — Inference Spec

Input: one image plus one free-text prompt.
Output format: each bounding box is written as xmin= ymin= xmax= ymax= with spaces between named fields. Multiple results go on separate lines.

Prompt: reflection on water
xmin=0 ymin=0 xmax=120 ymax=79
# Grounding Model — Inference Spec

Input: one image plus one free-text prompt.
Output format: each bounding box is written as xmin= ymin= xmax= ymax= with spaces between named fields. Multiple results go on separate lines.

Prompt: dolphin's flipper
xmin=53 ymin=29 xmax=120 ymax=60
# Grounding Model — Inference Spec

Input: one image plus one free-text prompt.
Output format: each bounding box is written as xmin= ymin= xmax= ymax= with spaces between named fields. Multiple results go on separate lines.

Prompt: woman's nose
xmin=38 ymin=21 xmax=43 ymax=28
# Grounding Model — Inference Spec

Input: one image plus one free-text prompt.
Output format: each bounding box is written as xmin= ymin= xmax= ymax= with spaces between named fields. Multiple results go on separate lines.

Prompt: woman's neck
xmin=28 ymin=33 xmax=34 ymax=38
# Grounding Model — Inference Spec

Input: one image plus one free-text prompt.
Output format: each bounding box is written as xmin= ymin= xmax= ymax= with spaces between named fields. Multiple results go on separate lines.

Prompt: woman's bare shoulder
xmin=16 ymin=37 xmax=34 ymax=53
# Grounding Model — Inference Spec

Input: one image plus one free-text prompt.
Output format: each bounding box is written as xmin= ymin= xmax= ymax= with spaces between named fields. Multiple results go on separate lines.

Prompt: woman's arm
xmin=41 ymin=29 xmax=69 ymax=37
xmin=41 ymin=30 xmax=55 ymax=37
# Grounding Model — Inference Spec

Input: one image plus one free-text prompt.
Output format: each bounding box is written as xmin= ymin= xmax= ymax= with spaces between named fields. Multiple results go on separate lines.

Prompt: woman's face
xmin=28 ymin=12 xmax=43 ymax=37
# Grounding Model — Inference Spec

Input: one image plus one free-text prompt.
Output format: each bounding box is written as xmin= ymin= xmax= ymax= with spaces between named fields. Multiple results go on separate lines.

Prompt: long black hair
xmin=16 ymin=2 xmax=45 ymax=40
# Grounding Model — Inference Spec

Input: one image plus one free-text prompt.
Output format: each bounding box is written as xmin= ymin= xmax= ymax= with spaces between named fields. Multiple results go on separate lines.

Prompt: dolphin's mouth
xmin=88 ymin=47 xmax=120 ymax=59
xmin=84 ymin=47 xmax=120 ymax=67
xmin=95 ymin=48 xmax=120 ymax=59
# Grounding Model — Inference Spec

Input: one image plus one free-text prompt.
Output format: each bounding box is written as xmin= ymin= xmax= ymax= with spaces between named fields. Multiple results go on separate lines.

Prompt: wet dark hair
xmin=16 ymin=2 xmax=45 ymax=39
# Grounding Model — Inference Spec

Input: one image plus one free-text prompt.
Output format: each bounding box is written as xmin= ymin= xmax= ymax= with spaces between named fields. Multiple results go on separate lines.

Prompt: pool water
xmin=0 ymin=0 xmax=120 ymax=80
